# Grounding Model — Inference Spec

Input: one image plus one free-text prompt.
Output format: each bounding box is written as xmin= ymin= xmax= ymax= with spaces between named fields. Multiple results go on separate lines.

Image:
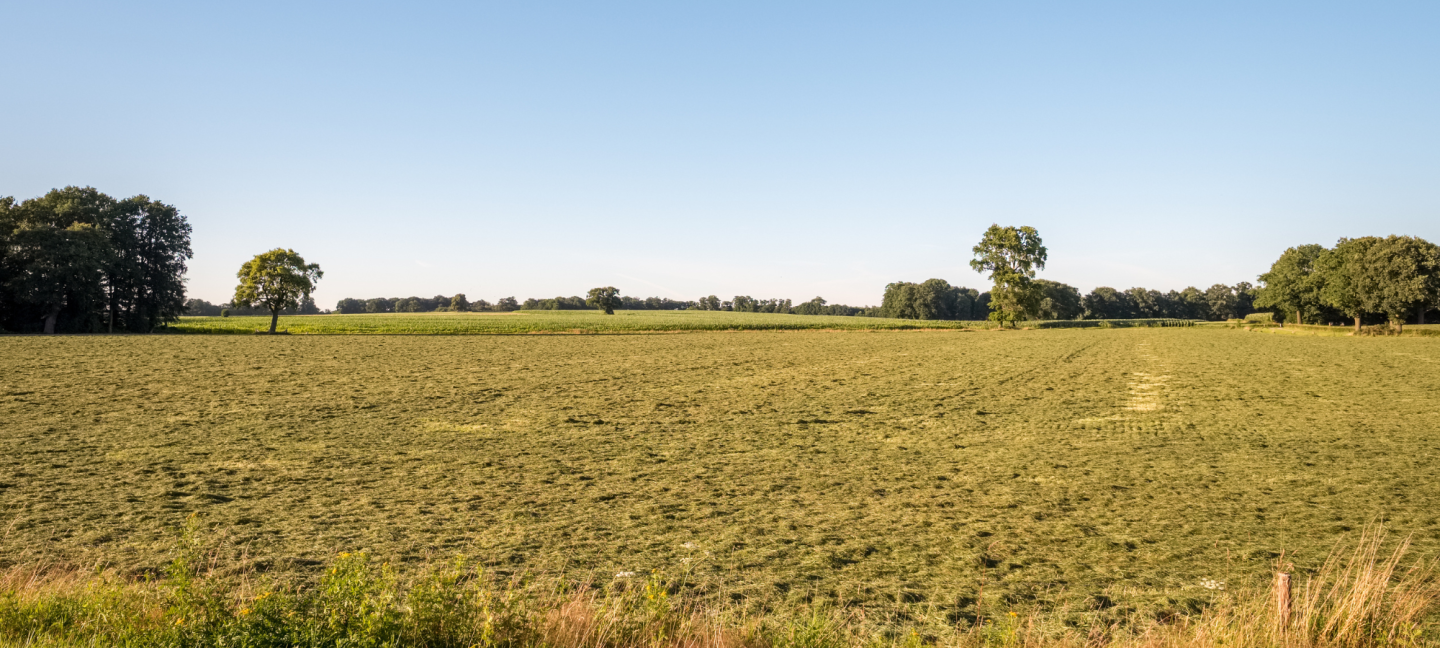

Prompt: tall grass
xmin=1 ymin=521 xmax=1434 ymax=647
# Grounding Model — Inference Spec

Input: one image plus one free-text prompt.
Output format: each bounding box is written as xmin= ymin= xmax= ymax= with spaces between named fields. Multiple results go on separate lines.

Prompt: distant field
xmin=3 ymin=327 xmax=1438 ymax=630
xmin=168 ymin=310 xmax=983 ymax=334
xmin=166 ymin=310 xmax=1198 ymax=335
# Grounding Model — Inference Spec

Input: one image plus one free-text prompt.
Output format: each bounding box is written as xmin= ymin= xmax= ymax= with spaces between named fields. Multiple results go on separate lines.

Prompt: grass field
xmin=3 ymin=327 xmax=1439 ymax=636
xmin=167 ymin=310 xmax=982 ymax=334
xmin=163 ymin=310 xmax=1198 ymax=335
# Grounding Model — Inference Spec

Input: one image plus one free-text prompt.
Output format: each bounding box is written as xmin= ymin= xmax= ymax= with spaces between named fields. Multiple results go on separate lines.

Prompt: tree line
xmin=1253 ymin=236 xmax=1440 ymax=332
xmin=1 ymin=187 xmax=192 ymax=333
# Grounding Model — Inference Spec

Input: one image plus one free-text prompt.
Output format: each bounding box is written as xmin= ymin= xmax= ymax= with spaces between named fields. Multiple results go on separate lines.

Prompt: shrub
xmin=1244 ymin=312 xmax=1278 ymax=325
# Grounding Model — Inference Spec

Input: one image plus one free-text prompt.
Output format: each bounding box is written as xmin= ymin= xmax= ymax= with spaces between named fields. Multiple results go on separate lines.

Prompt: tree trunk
xmin=269 ymin=309 xmax=279 ymax=333
xmin=1419 ymin=308 xmax=1426 ymax=325
xmin=43 ymin=305 xmax=61 ymax=334
xmin=1354 ymin=316 xmax=1361 ymax=333
xmin=1394 ymin=319 xmax=1404 ymax=334
xmin=1296 ymin=308 xmax=1302 ymax=327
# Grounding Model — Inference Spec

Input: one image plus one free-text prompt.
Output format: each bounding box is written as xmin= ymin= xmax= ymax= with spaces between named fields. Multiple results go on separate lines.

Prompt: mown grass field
xmin=3 ymin=327 xmax=1439 ymax=631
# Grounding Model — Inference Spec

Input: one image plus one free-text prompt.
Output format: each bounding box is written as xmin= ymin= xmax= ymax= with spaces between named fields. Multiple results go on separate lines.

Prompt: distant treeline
xmin=877 ymin=278 xmax=1259 ymax=322
xmin=312 ymin=294 xmax=874 ymax=315
xmin=1 ymin=187 xmax=192 ymax=333
xmin=184 ymin=297 xmax=320 ymax=317
xmin=182 ymin=236 xmax=1439 ymax=329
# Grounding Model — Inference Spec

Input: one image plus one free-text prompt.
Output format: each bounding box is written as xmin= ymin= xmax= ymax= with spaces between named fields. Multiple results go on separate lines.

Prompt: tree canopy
xmin=1254 ymin=244 xmax=1327 ymax=324
xmin=585 ymin=286 xmax=622 ymax=314
xmin=0 ymin=187 xmax=192 ymax=333
xmin=970 ymin=225 xmax=1047 ymax=326
xmin=233 ymin=249 xmax=323 ymax=333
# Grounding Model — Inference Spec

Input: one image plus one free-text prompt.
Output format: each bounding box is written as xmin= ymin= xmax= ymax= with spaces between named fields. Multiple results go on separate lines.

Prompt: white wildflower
xmin=1199 ymin=578 xmax=1226 ymax=590
xmin=615 ymin=571 xmax=637 ymax=578
xmin=682 ymin=542 xmax=697 ymax=550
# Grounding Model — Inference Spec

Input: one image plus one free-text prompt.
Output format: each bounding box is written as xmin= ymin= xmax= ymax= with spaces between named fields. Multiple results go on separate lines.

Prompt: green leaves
xmin=585 ymin=286 xmax=622 ymax=314
xmin=1254 ymin=244 xmax=1327 ymax=324
xmin=0 ymin=187 xmax=192 ymax=333
xmin=970 ymin=224 xmax=1048 ymax=326
xmin=233 ymin=248 xmax=323 ymax=332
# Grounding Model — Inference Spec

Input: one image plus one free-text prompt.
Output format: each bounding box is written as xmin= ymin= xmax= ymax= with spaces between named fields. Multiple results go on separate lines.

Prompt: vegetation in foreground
xmin=2 ymin=519 xmax=1436 ymax=647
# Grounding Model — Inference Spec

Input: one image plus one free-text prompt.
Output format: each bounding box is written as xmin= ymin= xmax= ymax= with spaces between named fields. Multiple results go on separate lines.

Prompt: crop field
xmin=3 ymin=327 xmax=1439 ymax=630
xmin=168 ymin=310 xmax=1202 ymax=335
xmin=168 ymin=310 xmax=984 ymax=334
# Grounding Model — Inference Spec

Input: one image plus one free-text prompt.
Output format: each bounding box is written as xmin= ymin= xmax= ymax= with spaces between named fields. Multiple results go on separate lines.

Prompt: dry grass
xmin=0 ymin=523 xmax=1436 ymax=647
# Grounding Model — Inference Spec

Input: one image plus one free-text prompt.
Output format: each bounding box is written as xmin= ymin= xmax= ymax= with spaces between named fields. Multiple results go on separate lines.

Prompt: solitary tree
xmin=970 ymin=225 xmax=1047 ymax=327
xmin=450 ymin=293 xmax=470 ymax=312
xmin=232 ymin=248 xmax=323 ymax=333
xmin=586 ymin=286 xmax=622 ymax=314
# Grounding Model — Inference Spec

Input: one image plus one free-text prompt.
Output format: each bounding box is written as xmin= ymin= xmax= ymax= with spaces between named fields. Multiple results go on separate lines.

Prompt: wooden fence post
xmin=1276 ymin=572 xmax=1291 ymax=632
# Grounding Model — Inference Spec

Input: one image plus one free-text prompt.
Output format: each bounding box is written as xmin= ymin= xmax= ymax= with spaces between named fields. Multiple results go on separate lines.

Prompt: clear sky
xmin=3 ymin=2 xmax=1438 ymax=307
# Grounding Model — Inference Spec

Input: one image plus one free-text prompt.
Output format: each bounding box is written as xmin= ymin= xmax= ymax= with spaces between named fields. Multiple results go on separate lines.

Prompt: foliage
xmin=970 ymin=224 xmax=1047 ymax=326
xmin=0 ymin=186 xmax=192 ymax=333
xmin=232 ymin=248 xmax=323 ymax=333
xmin=1035 ymin=279 xmax=1083 ymax=320
xmin=1 ymin=223 xmax=109 ymax=334
xmin=1353 ymin=235 xmax=1440 ymax=332
xmin=1318 ymin=237 xmax=1379 ymax=331
xmin=1255 ymin=244 xmax=1329 ymax=326
xmin=586 ymin=286 xmax=622 ymax=314
xmin=880 ymin=279 xmax=984 ymax=320
xmin=1081 ymin=284 xmax=1249 ymax=321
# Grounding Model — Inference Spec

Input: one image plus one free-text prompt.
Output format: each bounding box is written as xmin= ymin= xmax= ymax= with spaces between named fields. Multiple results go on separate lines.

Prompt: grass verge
xmin=2 ymin=520 xmax=1434 ymax=647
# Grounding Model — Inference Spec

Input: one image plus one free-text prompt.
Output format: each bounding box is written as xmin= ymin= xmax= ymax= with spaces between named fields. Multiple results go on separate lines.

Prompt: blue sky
xmin=3 ymin=2 xmax=1437 ymax=307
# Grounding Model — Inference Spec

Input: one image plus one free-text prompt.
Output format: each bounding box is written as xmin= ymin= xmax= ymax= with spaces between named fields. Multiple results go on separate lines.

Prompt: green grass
xmin=2 ymin=327 xmax=1439 ymax=636
xmin=166 ymin=310 xmax=986 ymax=334
xmin=161 ymin=310 xmax=1196 ymax=335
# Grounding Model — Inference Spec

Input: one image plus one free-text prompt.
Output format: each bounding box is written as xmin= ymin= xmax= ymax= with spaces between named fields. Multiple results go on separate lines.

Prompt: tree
xmin=1125 ymin=287 xmax=1162 ymax=318
xmin=1318 ymin=237 xmax=1379 ymax=332
xmin=0 ymin=187 xmax=192 ymax=333
xmin=3 ymin=223 xmax=109 ymax=333
xmin=450 ymin=293 xmax=470 ymax=312
xmin=336 ymin=298 xmax=365 ymax=314
xmin=1204 ymin=284 xmax=1238 ymax=321
xmin=232 ymin=248 xmax=323 ymax=333
xmin=1254 ymin=244 xmax=1326 ymax=325
xmin=1232 ymin=282 xmax=1257 ymax=318
xmin=1355 ymin=235 xmax=1440 ymax=333
xmin=495 ymin=296 xmax=519 ymax=312
xmin=971 ymin=225 xmax=1047 ymax=327
xmin=1081 ymin=287 xmax=1130 ymax=319
xmin=586 ymin=286 xmax=622 ymax=314
xmin=1036 ymin=280 xmax=1083 ymax=320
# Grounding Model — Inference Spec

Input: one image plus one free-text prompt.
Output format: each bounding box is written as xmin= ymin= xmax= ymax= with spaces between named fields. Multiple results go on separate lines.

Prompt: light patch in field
xmin=422 ymin=419 xmax=491 ymax=433
xmin=1124 ymin=372 xmax=1169 ymax=412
